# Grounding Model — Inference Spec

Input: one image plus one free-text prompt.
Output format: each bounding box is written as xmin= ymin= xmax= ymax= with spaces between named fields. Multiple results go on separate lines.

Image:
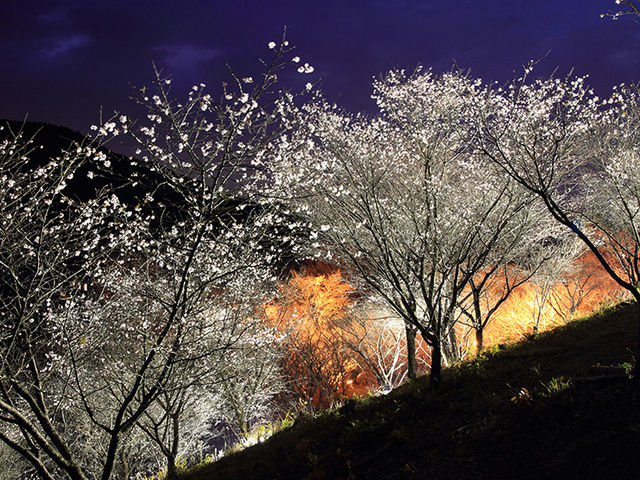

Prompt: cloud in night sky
xmin=39 ymin=33 xmax=93 ymax=60
xmin=153 ymin=44 xmax=222 ymax=71
xmin=37 ymin=10 xmax=71 ymax=26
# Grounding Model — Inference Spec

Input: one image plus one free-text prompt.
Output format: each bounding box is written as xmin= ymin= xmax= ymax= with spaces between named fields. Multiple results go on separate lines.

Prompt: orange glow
xmin=266 ymin=250 xmax=626 ymax=407
xmin=483 ymin=250 xmax=625 ymax=344
xmin=264 ymin=265 xmax=367 ymax=407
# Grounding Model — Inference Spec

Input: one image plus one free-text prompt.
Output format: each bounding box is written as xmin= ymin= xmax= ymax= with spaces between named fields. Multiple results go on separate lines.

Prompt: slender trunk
xmin=166 ymin=412 xmax=180 ymax=480
xmin=166 ymin=453 xmax=178 ymax=480
xmin=405 ymin=324 xmax=417 ymax=380
xmin=444 ymin=327 xmax=459 ymax=364
xmin=430 ymin=340 xmax=442 ymax=387
xmin=120 ymin=448 xmax=130 ymax=480
xmin=100 ymin=429 xmax=120 ymax=480
xmin=532 ymin=285 xmax=549 ymax=335
xmin=473 ymin=287 xmax=484 ymax=352
xmin=475 ymin=327 xmax=484 ymax=353
xmin=634 ymin=299 xmax=640 ymax=392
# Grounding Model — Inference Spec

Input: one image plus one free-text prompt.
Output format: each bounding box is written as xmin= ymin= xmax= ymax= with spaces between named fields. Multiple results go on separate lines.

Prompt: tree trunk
xmin=166 ymin=412 xmax=181 ymax=480
xmin=532 ymin=317 xmax=539 ymax=335
xmin=166 ymin=454 xmax=178 ymax=480
xmin=430 ymin=340 xmax=442 ymax=387
xmin=120 ymin=448 xmax=131 ymax=480
xmin=634 ymin=299 xmax=640 ymax=393
xmin=475 ymin=327 xmax=484 ymax=353
xmin=405 ymin=324 xmax=417 ymax=380
xmin=473 ymin=287 xmax=484 ymax=352
xmin=443 ymin=327 xmax=459 ymax=364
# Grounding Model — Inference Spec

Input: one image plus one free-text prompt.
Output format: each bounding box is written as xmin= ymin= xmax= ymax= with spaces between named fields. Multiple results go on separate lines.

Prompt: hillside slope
xmin=181 ymin=302 xmax=640 ymax=480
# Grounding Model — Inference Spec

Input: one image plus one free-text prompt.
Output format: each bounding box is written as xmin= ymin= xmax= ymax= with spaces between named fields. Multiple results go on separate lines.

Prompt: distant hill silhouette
xmin=0 ymin=119 xmax=185 ymax=214
xmin=0 ymin=119 xmax=304 ymax=273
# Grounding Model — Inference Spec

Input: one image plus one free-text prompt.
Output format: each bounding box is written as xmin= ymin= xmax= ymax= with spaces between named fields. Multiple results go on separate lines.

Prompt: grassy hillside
xmin=181 ymin=302 xmax=640 ymax=480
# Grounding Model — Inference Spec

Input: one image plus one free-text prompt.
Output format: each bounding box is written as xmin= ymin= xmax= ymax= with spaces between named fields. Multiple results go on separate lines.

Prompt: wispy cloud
xmin=40 ymin=34 xmax=92 ymax=60
xmin=154 ymin=44 xmax=221 ymax=70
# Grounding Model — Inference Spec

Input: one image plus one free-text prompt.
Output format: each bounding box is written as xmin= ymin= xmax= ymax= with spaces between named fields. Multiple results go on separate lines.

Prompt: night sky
xmin=2 ymin=1 xmax=640 ymax=135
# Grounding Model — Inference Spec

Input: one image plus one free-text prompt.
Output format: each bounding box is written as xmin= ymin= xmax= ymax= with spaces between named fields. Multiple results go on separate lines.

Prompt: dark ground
xmin=181 ymin=302 xmax=640 ymax=480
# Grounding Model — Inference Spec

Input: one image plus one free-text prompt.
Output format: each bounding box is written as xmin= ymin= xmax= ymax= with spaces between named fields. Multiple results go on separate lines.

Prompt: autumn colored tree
xmin=267 ymin=269 xmax=355 ymax=408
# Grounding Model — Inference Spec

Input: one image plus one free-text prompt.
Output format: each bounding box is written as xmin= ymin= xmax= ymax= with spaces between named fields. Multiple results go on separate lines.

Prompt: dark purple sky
xmin=2 ymin=1 xmax=639 ymax=134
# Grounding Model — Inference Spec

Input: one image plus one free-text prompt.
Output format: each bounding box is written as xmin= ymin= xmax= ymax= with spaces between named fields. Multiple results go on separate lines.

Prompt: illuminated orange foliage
xmin=265 ymin=266 xmax=363 ymax=407
xmin=266 ymin=250 xmax=626 ymax=407
xmin=483 ymin=250 xmax=625 ymax=344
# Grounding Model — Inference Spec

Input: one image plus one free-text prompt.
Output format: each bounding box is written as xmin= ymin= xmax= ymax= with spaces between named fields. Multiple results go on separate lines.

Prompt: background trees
xmin=267 ymin=269 xmax=356 ymax=408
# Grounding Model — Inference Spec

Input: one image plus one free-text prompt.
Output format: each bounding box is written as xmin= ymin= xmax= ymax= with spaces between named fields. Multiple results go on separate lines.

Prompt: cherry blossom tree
xmin=457 ymin=202 xmax=553 ymax=351
xmin=344 ymin=312 xmax=409 ymax=392
xmin=526 ymin=229 xmax=586 ymax=335
xmin=268 ymin=69 xmax=538 ymax=385
xmin=0 ymin=123 xmax=128 ymax=480
xmin=337 ymin=298 xmax=429 ymax=392
xmin=214 ymin=324 xmax=284 ymax=439
xmin=131 ymin=289 xmax=283 ymax=479
xmin=0 ymin=37 xmax=312 ymax=480
xmin=546 ymin=248 xmax=623 ymax=325
xmin=79 ymin=38 xmax=308 ymax=478
xmin=476 ymin=70 xmax=640 ymax=371
xmin=602 ymin=0 xmax=640 ymax=22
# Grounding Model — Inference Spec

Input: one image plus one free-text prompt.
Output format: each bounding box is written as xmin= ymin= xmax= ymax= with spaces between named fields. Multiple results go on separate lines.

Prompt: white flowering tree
xmin=0 ymin=37 xmax=312 ymax=480
xmin=603 ymin=0 xmax=640 ymax=22
xmin=268 ymin=69 xmax=536 ymax=385
xmin=125 ymin=285 xmax=284 ymax=479
xmin=0 ymin=125 xmax=128 ymax=480
xmin=457 ymin=201 xmax=554 ymax=351
xmin=580 ymin=87 xmax=640 ymax=288
xmin=337 ymin=298 xmax=424 ymax=392
xmin=476 ymin=70 xmax=640 ymax=369
xmin=214 ymin=323 xmax=284 ymax=440
xmin=82 ymin=38 xmax=310 ymax=479
xmin=525 ymin=228 xmax=588 ymax=334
